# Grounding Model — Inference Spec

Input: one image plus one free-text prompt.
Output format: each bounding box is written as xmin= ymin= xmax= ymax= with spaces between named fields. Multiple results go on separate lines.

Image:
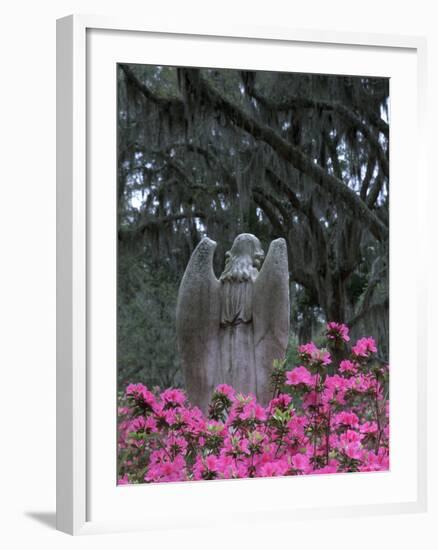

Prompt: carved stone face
xmin=228 ymin=233 xmax=265 ymax=269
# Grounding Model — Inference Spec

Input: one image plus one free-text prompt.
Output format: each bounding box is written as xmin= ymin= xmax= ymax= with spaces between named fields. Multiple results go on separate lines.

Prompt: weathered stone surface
xmin=176 ymin=234 xmax=289 ymax=410
xmin=253 ymin=238 xmax=290 ymax=404
xmin=176 ymin=238 xmax=221 ymax=412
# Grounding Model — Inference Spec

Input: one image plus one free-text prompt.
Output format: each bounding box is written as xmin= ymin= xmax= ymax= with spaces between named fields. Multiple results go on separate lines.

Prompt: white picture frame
xmin=56 ymin=14 xmax=428 ymax=535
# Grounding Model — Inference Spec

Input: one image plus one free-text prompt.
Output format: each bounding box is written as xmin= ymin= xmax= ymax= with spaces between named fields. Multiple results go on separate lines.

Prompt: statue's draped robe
xmin=219 ymin=279 xmax=256 ymax=394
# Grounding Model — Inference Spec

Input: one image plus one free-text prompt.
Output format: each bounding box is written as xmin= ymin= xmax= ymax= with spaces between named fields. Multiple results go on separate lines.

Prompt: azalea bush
xmin=118 ymin=323 xmax=389 ymax=484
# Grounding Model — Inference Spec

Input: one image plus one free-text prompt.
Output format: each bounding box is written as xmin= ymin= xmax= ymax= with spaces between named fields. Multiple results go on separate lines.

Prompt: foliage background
xmin=117 ymin=64 xmax=389 ymax=390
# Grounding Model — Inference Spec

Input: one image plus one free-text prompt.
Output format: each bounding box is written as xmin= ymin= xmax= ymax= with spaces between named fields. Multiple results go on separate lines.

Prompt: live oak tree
xmin=117 ymin=63 xmax=389 ymax=386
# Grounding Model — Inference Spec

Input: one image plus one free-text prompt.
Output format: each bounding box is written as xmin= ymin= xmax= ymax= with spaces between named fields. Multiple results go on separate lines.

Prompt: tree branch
xmin=245 ymin=82 xmax=389 ymax=178
xmin=360 ymin=157 xmax=377 ymax=200
xmin=122 ymin=66 xmax=388 ymax=243
xmin=118 ymin=212 xmax=206 ymax=242
xmin=119 ymin=64 xmax=183 ymax=111
xmin=366 ymin=171 xmax=385 ymax=207
xmin=184 ymin=69 xmax=388 ymax=243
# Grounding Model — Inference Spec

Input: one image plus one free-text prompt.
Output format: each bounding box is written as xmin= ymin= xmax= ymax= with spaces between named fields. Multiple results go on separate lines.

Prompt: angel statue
xmin=176 ymin=234 xmax=289 ymax=411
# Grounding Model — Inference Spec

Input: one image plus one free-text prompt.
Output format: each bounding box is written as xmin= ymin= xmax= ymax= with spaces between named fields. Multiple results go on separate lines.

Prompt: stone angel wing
xmin=253 ymin=238 xmax=290 ymax=404
xmin=176 ymin=237 xmax=221 ymax=411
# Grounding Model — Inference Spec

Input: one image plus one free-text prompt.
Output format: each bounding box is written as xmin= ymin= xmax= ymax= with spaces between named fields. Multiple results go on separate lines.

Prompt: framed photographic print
xmin=56 ymin=15 xmax=427 ymax=535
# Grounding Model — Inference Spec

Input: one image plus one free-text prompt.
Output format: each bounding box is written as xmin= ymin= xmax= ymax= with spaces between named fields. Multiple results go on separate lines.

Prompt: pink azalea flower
xmin=339 ymin=359 xmax=357 ymax=374
xmin=302 ymin=390 xmax=319 ymax=409
xmin=206 ymin=420 xmax=226 ymax=435
xmin=340 ymin=429 xmax=362 ymax=446
xmin=291 ymin=453 xmax=310 ymax=472
xmin=322 ymin=375 xmax=348 ymax=405
xmin=319 ymin=350 xmax=332 ymax=366
xmin=313 ymin=459 xmax=339 ymax=475
xmin=161 ymin=388 xmax=186 ymax=407
xmin=339 ymin=430 xmax=364 ymax=460
xmin=360 ymin=421 xmax=378 ymax=434
xmin=347 ymin=373 xmax=377 ymax=393
xmin=119 ymin=331 xmax=390 ymax=485
xmin=118 ymin=474 xmax=129 ymax=485
xmin=164 ymin=408 xmax=177 ymax=426
xmin=287 ymin=415 xmax=307 ymax=438
xmin=333 ymin=411 xmax=359 ymax=428
xmin=326 ymin=322 xmax=350 ymax=342
xmin=361 ymin=449 xmax=389 ymax=472
xmin=144 ymin=415 xmax=158 ymax=432
xmin=325 ymin=375 xmax=349 ymax=391
xmin=259 ymin=460 xmax=289 ymax=477
xmin=145 ymin=455 xmax=186 ymax=483
xmin=216 ymin=454 xmax=248 ymax=478
xmin=129 ymin=416 xmax=146 ymax=432
xmin=239 ymin=402 xmax=267 ymax=422
xmin=285 ymin=366 xmax=314 ymax=386
xmin=298 ymin=342 xmax=319 ymax=356
xmin=166 ymin=434 xmax=188 ymax=455
xmin=352 ymin=337 xmax=377 ymax=358
xmin=343 ymin=443 xmax=363 ymax=460
xmin=205 ymin=454 xmax=219 ymax=471
xmin=298 ymin=342 xmax=332 ymax=366
xmin=215 ymin=384 xmax=235 ymax=399
xmin=126 ymin=383 xmax=156 ymax=409
xmin=193 ymin=454 xmax=219 ymax=480
xmin=269 ymin=394 xmax=292 ymax=410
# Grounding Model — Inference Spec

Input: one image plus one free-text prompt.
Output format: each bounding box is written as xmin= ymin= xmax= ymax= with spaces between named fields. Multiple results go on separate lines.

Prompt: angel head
xmin=219 ymin=233 xmax=265 ymax=283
